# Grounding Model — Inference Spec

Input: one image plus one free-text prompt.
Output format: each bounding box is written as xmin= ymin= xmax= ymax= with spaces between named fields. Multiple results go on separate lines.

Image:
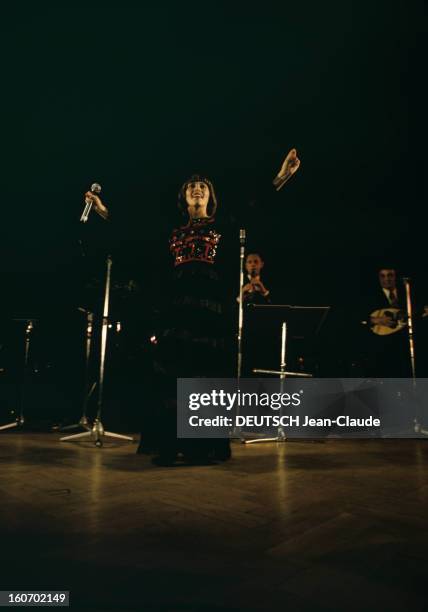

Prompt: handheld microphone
xmin=80 ymin=182 xmax=102 ymax=223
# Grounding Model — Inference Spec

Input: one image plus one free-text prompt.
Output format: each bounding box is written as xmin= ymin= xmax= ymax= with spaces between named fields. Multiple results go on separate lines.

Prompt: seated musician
xmin=362 ymin=267 xmax=423 ymax=377
xmin=369 ymin=268 xmax=403 ymax=331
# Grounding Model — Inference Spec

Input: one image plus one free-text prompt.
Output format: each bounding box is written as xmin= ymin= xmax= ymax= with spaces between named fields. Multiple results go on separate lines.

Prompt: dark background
xmin=0 ymin=2 xmax=425 ymax=425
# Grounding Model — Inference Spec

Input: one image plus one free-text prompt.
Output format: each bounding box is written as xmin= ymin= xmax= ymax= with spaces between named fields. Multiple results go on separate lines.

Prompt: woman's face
xmin=185 ymin=181 xmax=210 ymax=218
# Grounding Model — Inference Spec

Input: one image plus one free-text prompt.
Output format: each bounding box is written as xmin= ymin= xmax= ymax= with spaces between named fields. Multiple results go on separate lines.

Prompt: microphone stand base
xmin=60 ymin=418 xmax=133 ymax=447
xmin=0 ymin=415 xmax=25 ymax=432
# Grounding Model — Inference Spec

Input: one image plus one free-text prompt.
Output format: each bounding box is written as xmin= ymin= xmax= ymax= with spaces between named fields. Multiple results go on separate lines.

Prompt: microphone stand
xmin=60 ymin=251 xmax=133 ymax=447
xmin=0 ymin=319 xmax=35 ymax=432
xmin=403 ymin=278 xmax=417 ymax=383
xmin=237 ymin=229 xmax=246 ymax=385
xmin=232 ymin=229 xmax=246 ymax=439
xmin=402 ymin=278 xmax=421 ymax=433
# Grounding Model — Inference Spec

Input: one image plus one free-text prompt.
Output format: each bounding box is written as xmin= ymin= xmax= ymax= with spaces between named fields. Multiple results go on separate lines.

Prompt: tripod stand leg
xmin=244 ymin=436 xmax=286 ymax=444
xmin=60 ymin=415 xmax=91 ymax=432
xmin=0 ymin=421 xmax=19 ymax=431
xmin=91 ymin=420 xmax=133 ymax=446
xmin=60 ymin=430 xmax=92 ymax=442
xmin=104 ymin=431 xmax=133 ymax=441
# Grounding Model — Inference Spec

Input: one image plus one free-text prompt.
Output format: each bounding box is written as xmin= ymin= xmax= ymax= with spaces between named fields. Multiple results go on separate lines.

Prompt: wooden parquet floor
xmin=1 ymin=433 xmax=428 ymax=611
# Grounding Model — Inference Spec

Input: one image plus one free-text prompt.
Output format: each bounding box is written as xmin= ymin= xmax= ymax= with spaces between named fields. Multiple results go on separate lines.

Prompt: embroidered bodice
xmin=170 ymin=217 xmax=221 ymax=266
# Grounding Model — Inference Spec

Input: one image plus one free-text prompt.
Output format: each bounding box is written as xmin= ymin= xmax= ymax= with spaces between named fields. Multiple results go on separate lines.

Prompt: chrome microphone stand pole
xmin=278 ymin=322 xmax=288 ymax=441
xmin=403 ymin=278 xmax=417 ymax=384
xmin=0 ymin=319 xmax=34 ymax=432
xmin=403 ymin=278 xmax=420 ymax=433
xmin=232 ymin=229 xmax=246 ymax=439
xmin=237 ymin=229 xmax=246 ymax=385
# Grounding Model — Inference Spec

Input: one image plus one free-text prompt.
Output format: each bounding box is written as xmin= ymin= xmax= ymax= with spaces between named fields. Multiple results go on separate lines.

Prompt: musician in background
xmin=237 ymin=253 xmax=272 ymax=375
xmin=374 ymin=268 xmax=401 ymax=309
xmin=362 ymin=267 xmax=412 ymax=377
xmin=239 ymin=253 xmax=271 ymax=305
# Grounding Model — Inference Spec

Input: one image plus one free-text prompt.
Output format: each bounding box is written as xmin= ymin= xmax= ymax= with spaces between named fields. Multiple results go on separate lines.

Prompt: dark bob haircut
xmin=177 ymin=174 xmax=218 ymax=218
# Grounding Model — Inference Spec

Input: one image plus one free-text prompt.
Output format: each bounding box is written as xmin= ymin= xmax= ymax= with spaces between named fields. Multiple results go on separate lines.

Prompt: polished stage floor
xmin=1 ymin=433 xmax=428 ymax=611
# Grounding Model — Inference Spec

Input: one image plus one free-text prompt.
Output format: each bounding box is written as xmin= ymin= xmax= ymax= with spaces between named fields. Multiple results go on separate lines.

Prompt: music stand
xmin=0 ymin=319 xmax=36 ymax=432
xmin=60 ymin=256 xmax=133 ymax=447
xmin=242 ymin=304 xmax=330 ymax=444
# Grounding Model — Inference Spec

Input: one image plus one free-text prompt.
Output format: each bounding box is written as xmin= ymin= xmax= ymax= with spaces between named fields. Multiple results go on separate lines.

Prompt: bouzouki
xmin=369 ymin=308 xmax=407 ymax=336
xmin=368 ymin=306 xmax=428 ymax=336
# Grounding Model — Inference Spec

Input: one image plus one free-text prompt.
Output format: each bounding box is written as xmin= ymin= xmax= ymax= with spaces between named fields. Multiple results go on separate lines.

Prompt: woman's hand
xmin=273 ymin=148 xmax=301 ymax=190
xmin=85 ymin=191 xmax=109 ymax=219
xmin=279 ymin=148 xmax=301 ymax=178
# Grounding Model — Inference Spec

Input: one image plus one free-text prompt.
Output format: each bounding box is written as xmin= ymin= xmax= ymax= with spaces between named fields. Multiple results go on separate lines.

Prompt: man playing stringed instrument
xmin=362 ymin=266 xmax=428 ymax=377
xmin=369 ymin=268 xmax=406 ymax=336
xmin=369 ymin=268 xmax=428 ymax=336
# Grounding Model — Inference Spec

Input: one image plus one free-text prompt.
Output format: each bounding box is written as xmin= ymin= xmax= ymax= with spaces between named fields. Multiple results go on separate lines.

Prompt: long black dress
xmin=141 ymin=215 xmax=231 ymax=463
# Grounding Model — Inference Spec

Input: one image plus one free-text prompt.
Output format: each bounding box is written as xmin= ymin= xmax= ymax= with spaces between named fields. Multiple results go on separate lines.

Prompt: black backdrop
xmin=0 ymin=2 xmax=425 ymax=427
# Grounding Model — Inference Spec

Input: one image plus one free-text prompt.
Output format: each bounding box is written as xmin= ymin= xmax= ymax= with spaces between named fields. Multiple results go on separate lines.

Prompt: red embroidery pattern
xmin=170 ymin=221 xmax=221 ymax=266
